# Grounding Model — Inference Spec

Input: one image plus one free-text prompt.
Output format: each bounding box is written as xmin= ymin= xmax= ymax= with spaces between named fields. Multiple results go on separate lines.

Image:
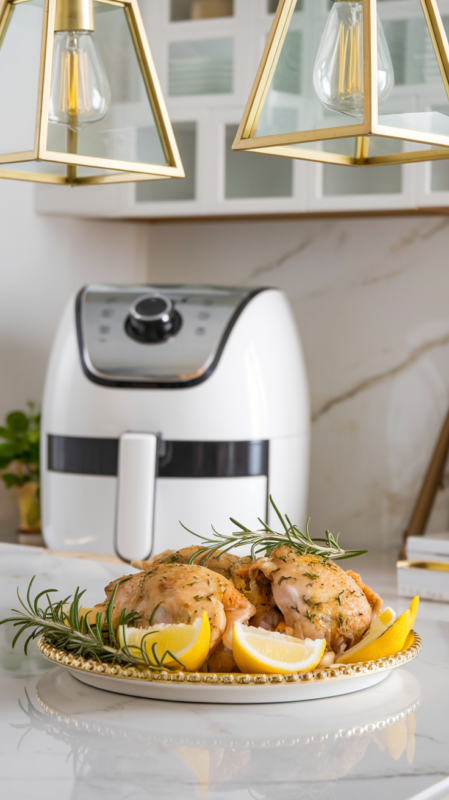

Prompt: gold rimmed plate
xmin=37 ymin=633 xmax=422 ymax=704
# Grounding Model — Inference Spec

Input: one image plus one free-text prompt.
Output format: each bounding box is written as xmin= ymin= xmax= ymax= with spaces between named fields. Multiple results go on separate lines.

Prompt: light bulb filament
xmin=59 ymin=49 xmax=91 ymax=116
xmin=338 ymin=22 xmax=361 ymax=99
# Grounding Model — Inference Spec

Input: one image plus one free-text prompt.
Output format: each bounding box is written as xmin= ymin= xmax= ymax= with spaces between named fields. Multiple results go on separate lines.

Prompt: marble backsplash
xmin=147 ymin=215 xmax=449 ymax=553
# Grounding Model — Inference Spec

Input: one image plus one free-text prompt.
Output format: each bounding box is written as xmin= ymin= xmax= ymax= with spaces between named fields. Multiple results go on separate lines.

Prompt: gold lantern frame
xmin=0 ymin=0 xmax=184 ymax=184
xmin=233 ymin=0 xmax=449 ymax=167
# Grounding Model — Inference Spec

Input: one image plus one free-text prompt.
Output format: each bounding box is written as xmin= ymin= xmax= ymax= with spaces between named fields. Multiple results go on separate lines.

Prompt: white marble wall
xmin=147 ymin=216 xmax=449 ymax=552
xmin=0 ymin=180 xmax=149 ymax=541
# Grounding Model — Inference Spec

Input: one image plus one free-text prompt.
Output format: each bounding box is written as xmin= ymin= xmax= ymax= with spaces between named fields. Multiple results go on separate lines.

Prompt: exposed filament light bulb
xmin=313 ymin=0 xmax=394 ymax=118
xmin=49 ymin=0 xmax=111 ymax=132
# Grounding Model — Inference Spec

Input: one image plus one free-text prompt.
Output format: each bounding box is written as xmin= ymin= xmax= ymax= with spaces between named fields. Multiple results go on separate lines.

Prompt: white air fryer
xmin=41 ymin=284 xmax=310 ymax=560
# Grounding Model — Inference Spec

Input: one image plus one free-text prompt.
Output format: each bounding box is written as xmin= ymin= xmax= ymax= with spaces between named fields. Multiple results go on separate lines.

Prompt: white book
xmin=406 ymin=533 xmax=449 ymax=562
xmin=397 ymin=562 xmax=449 ymax=602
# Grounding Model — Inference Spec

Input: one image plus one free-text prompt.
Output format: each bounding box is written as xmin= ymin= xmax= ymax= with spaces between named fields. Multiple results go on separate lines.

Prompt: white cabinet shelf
xmin=36 ymin=0 xmax=449 ymax=220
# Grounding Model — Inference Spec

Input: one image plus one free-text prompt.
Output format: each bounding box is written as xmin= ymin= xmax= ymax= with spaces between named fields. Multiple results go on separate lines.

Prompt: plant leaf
xmin=6 ymin=412 xmax=28 ymax=433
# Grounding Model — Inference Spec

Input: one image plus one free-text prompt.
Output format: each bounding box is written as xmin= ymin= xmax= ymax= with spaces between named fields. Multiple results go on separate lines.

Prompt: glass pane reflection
xmin=47 ymin=1 xmax=168 ymax=167
xmin=0 ymin=0 xmax=43 ymax=155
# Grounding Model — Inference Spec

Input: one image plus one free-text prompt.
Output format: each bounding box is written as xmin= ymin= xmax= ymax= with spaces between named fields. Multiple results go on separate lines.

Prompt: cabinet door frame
xmin=117 ymin=108 xmax=209 ymax=218
xmin=151 ymin=0 xmax=248 ymax=113
xmin=209 ymin=105 xmax=308 ymax=215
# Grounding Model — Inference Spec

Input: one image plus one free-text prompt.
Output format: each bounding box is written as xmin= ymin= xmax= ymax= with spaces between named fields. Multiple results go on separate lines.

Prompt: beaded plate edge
xmin=37 ymin=632 xmax=422 ymax=687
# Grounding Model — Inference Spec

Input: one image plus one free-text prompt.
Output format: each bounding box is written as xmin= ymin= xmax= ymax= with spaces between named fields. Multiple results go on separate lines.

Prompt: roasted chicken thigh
xmin=248 ymin=547 xmax=382 ymax=655
xmin=91 ymin=562 xmax=255 ymax=654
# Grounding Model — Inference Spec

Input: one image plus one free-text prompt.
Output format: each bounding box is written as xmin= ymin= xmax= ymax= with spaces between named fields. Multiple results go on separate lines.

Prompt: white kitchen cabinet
xmin=36 ymin=0 xmax=449 ymax=220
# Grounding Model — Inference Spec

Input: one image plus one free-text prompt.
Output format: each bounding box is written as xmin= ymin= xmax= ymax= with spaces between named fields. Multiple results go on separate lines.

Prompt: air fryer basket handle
xmin=115 ymin=432 xmax=157 ymax=562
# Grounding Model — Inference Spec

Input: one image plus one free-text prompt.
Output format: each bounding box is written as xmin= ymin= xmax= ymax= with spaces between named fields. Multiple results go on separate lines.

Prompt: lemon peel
xmin=336 ymin=606 xmax=396 ymax=664
xmin=118 ymin=612 xmax=210 ymax=672
xmin=232 ymin=623 xmax=326 ymax=675
xmin=340 ymin=608 xmax=412 ymax=664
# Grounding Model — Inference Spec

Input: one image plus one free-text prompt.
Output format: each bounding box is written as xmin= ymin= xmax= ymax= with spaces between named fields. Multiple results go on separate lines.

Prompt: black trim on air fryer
xmin=75 ymin=285 xmax=269 ymax=389
xmin=48 ymin=435 xmax=269 ymax=479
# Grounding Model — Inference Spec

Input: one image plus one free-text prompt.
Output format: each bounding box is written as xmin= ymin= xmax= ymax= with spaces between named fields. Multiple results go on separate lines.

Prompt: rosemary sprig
xmin=0 ymin=576 xmax=184 ymax=670
xmin=183 ymin=495 xmax=368 ymax=565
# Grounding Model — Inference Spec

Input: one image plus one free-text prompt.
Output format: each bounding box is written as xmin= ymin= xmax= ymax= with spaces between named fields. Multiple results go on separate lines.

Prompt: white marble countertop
xmin=0 ymin=543 xmax=448 ymax=800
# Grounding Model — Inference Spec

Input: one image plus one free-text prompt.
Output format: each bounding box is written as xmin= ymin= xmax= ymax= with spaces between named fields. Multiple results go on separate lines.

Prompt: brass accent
xmin=401 ymin=408 xmax=449 ymax=555
xmin=66 ymin=126 xmax=77 ymax=182
xmin=37 ymin=632 xmax=422 ymax=686
xmin=397 ymin=560 xmax=449 ymax=572
xmin=54 ymin=0 xmax=94 ymax=32
xmin=420 ymin=0 xmax=449 ymax=103
xmin=233 ymin=0 xmax=449 ymax=167
xmin=355 ymin=136 xmax=370 ymax=164
xmin=0 ymin=0 xmax=184 ymax=185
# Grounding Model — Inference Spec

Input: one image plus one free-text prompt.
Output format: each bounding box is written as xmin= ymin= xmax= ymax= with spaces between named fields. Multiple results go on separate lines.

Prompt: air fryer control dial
xmin=126 ymin=293 xmax=182 ymax=343
xmin=79 ymin=284 xmax=262 ymax=385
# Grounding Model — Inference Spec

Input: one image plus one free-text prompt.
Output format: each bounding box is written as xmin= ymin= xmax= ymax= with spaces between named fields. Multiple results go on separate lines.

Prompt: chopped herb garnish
xmin=336 ymin=591 xmax=344 ymax=606
xmin=303 ymin=595 xmax=320 ymax=608
xmin=278 ymin=576 xmax=297 ymax=585
xmin=303 ymin=572 xmax=319 ymax=580
xmin=163 ymin=554 xmax=182 ymax=564
xmin=305 ymin=611 xmax=316 ymax=622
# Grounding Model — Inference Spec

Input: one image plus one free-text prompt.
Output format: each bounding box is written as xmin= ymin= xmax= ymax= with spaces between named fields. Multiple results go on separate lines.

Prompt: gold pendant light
xmin=0 ymin=0 xmax=184 ymax=185
xmin=233 ymin=0 xmax=449 ymax=167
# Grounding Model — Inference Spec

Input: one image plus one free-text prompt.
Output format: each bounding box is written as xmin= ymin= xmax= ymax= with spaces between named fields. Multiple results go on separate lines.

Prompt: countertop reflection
xmin=0 ymin=543 xmax=448 ymax=800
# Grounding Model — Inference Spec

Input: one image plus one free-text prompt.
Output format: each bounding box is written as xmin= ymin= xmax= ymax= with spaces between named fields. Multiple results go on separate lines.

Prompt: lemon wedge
xmin=336 ymin=607 xmax=396 ymax=664
xmin=409 ymin=595 xmax=420 ymax=628
xmin=340 ymin=606 xmax=416 ymax=664
xmin=232 ymin=623 xmax=326 ymax=675
xmin=337 ymin=596 xmax=419 ymax=664
xmin=117 ymin=612 xmax=210 ymax=672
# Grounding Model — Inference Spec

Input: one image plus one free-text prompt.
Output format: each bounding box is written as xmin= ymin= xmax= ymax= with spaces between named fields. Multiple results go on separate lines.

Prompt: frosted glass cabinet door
xmin=307 ymin=92 xmax=418 ymax=211
xmin=209 ymin=109 xmax=307 ymax=215
xmin=308 ymin=160 xmax=416 ymax=212
xmin=122 ymin=110 xmax=208 ymax=217
xmin=136 ymin=121 xmax=197 ymax=203
xmin=170 ymin=1 xmax=234 ymax=22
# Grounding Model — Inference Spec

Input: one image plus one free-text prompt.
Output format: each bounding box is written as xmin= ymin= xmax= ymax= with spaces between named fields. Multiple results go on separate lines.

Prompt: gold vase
xmin=12 ymin=482 xmax=41 ymax=532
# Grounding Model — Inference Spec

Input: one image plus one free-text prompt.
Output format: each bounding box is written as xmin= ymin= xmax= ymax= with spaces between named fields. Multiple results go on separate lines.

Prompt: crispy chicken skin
xmin=90 ymin=563 xmax=255 ymax=654
xmin=132 ymin=546 xmax=238 ymax=580
xmin=249 ymin=547 xmax=382 ymax=655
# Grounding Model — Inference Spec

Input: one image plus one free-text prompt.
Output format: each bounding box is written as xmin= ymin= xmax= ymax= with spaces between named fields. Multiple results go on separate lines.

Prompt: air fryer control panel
xmin=77 ymin=284 xmax=262 ymax=387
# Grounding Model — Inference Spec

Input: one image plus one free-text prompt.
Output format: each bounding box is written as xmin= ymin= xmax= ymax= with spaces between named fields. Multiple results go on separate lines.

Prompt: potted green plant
xmin=0 ymin=403 xmax=41 ymax=542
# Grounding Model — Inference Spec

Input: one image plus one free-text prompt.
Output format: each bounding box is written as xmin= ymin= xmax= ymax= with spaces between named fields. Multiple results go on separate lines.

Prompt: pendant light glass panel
xmin=0 ymin=0 xmax=183 ymax=184
xmin=46 ymin=0 xmax=168 ymax=168
xmin=377 ymin=0 xmax=449 ymax=139
xmin=235 ymin=0 xmax=449 ymax=166
xmin=254 ymin=1 xmax=366 ymax=141
xmin=0 ymin=0 xmax=43 ymax=156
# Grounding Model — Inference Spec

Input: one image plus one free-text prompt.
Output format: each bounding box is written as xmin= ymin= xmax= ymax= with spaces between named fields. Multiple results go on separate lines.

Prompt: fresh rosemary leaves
xmin=184 ymin=495 xmax=368 ymax=565
xmin=0 ymin=576 xmax=184 ymax=670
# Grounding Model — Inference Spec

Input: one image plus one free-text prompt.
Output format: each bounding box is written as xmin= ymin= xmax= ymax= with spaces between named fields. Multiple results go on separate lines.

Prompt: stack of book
xmin=397 ymin=533 xmax=449 ymax=602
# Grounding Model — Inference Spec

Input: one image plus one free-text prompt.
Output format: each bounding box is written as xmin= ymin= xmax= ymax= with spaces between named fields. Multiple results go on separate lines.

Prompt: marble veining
xmin=313 ymin=329 xmax=449 ymax=422
xmin=148 ymin=216 xmax=449 ymax=551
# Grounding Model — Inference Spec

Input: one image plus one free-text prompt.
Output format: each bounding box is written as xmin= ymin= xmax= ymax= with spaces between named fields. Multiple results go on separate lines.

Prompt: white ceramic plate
xmin=37 ymin=633 xmax=421 ymax=704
